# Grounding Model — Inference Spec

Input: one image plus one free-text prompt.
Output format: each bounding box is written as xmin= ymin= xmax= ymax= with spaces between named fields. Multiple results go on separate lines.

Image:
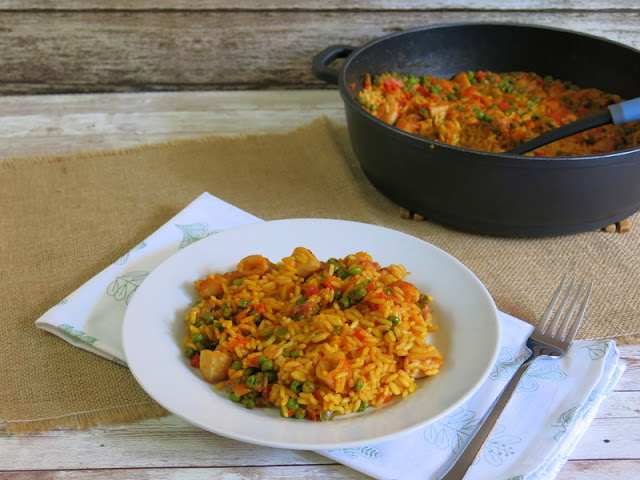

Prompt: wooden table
xmin=1 ymin=91 xmax=638 ymax=479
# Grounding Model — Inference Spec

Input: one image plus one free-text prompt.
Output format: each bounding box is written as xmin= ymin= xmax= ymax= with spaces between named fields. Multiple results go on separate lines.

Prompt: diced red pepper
xmin=322 ymin=275 xmax=340 ymax=289
xmin=303 ymin=285 xmax=320 ymax=297
xmin=383 ymin=79 xmax=400 ymax=92
xmin=262 ymin=384 xmax=273 ymax=400
xmin=255 ymin=302 xmax=266 ymax=314
xmin=225 ymin=337 xmax=249 ymax=350
xmin=462 ymin=86 xmax=475 ymax=97
xmin=190 ymin=353 xmax=200 ymax=368
xmin=354 ymin=328 xmax=367 ymax=341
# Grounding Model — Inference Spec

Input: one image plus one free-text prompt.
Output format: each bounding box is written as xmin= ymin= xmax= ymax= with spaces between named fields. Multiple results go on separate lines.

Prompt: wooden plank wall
xmin=0 ymin=1 xmax=638 ymax=94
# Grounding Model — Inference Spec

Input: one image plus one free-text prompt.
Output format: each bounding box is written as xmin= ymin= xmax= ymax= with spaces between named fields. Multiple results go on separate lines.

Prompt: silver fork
xmin=437 ymin=275 xmax=594 ymax=480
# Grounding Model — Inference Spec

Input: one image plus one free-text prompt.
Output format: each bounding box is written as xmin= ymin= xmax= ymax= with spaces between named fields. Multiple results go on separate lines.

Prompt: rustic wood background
xmin=1 ymin=1 xmax=639 ymax=95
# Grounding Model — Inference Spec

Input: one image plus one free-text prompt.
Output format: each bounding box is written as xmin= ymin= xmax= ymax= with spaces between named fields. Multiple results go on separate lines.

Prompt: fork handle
xmin=437 ymin=351 xmax=537 ymax=480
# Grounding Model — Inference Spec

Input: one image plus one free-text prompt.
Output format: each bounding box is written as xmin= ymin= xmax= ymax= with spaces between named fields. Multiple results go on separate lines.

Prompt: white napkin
xmin=35 ymin=192 xmax=261 ymax=364
xmin=35 ymin=192 xmax=625 ymax=480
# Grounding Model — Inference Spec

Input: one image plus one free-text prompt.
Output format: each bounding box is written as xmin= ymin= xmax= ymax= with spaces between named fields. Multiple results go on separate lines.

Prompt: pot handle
xmin=311 ymin=45 xmax=355 ymax=85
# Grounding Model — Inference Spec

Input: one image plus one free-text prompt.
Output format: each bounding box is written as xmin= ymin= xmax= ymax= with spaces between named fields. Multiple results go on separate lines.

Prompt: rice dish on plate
xmin=182 ymin=247 xmax=442 ymax=421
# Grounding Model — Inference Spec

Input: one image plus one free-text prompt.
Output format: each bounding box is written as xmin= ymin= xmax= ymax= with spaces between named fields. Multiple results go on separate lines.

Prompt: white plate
xmin=122 ymin=219 xmax=500 ymax=450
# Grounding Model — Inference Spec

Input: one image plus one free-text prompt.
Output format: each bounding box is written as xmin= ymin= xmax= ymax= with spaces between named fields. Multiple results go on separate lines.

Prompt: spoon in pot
xmin=506 ymin=97 xmax=640 ymax=155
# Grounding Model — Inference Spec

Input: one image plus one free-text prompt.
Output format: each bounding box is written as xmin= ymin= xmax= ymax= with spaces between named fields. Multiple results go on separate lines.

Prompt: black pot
xmin=312 ymin=23 xmax=640 ymax=236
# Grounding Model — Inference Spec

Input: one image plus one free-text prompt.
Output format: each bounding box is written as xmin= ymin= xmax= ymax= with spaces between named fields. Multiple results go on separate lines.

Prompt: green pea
xmin=348 ymin=265 xmax=362 ymax=275
xmin=348 ymin=286 xmax=367 ymax=302
xmin=213 ymin=322 xmax=224 ymax=331
xmin=357 ymin=401 xmax=369 ymax=412
xmin=264 ymin=370 xmax=278 ymax=383
xmin=302 ymin=381 xmax=315 ymax=393
xmin=246 ymin=375 xmax=259 ymax=388
xmin=238 ymin=299 xmax=249 ymax=308
xmin=183 ymin=347 xmax=196 ymax=358
xmin=339 ymin=296 xmax=351 ymax=308
xmin=290 ymin=380 xmax=303 ymax=393
xmin=232 ymin=278 xmax=243 ymax=286
xmin=297 ymin=296 xmax=308 ymax=305
xmin=286 ymin=398 xmax=299 ymax=410
xmin=229 ymin=392 xmax=241 ymax=402
xmin=320 ymin=411 xmax=335 ymax=421
xmin=191 ymin=333 xmax=204 ymax=343
xmin=242 ymin=398 xmax=256 ymax=409
xmin=294 ymin=408 xmax=306 ymax=419
xmin=354 ymin=379 xmax=364 ymax=391
xmin=231 ymin=360 xmax=243 ymax=371
xmin=388 ymin=315 xmax=401 ymax=326
xmin=201 ymin=312 xmax=214 ymax=324
xmin=260 ymin=358 xmax=274 ymax=371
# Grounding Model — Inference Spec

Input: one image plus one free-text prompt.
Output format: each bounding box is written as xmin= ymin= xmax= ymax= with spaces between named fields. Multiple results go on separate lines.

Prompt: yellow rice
xmin=181 ymin=247 xmax=442 ymax=421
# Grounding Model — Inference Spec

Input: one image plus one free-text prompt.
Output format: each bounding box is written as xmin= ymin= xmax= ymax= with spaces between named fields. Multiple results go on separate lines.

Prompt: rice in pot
xmin=357 ymin=70 xmax=640 ymax=157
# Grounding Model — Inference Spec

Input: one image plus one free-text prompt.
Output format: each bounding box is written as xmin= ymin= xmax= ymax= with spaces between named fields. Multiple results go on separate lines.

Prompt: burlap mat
xmin=1 ymin=117 xmax=638 ymax=434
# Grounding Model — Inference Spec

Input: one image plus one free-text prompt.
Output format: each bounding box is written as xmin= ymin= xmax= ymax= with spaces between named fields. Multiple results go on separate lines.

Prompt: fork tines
xmin=538 ymin=274 xmax=594 ymax=341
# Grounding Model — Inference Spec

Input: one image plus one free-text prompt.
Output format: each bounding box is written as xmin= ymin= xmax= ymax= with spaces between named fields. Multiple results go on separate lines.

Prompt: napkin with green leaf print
xmin=35 ymin=192 xmax=261 ymax=363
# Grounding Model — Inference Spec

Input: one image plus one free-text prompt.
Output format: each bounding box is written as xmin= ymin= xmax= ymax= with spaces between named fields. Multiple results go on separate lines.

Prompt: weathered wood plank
xmin=0 ymin=11 xmax=638 ymax=94
xmin=0 ymin=91 xmax=346 ymax=158
xmin=0 ymin=1 xmax=639 ymax=10
xmin=559 ymin=460 xmax=640 ymax=480
xmin=0 ymin=466 xmax=370 ymax=480
xmin=2 ymin=388 xmax=638 ymax=471
xmin=616 ymin=343 xmax=640 ymax=390
xmin=597 ymin=391 xmax=640 ymax=418
xmin=568 ymin=418 xmax=640 ymax=460
xmin=0 ymin=415 xmax=325 ymax=470
xmin=1 ymin=461 xmax=639 ymax=480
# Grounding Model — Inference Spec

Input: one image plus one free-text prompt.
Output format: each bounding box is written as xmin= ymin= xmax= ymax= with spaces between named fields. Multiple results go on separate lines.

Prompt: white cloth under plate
xmin=35 ymin=192 xmax=625 ymax=480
